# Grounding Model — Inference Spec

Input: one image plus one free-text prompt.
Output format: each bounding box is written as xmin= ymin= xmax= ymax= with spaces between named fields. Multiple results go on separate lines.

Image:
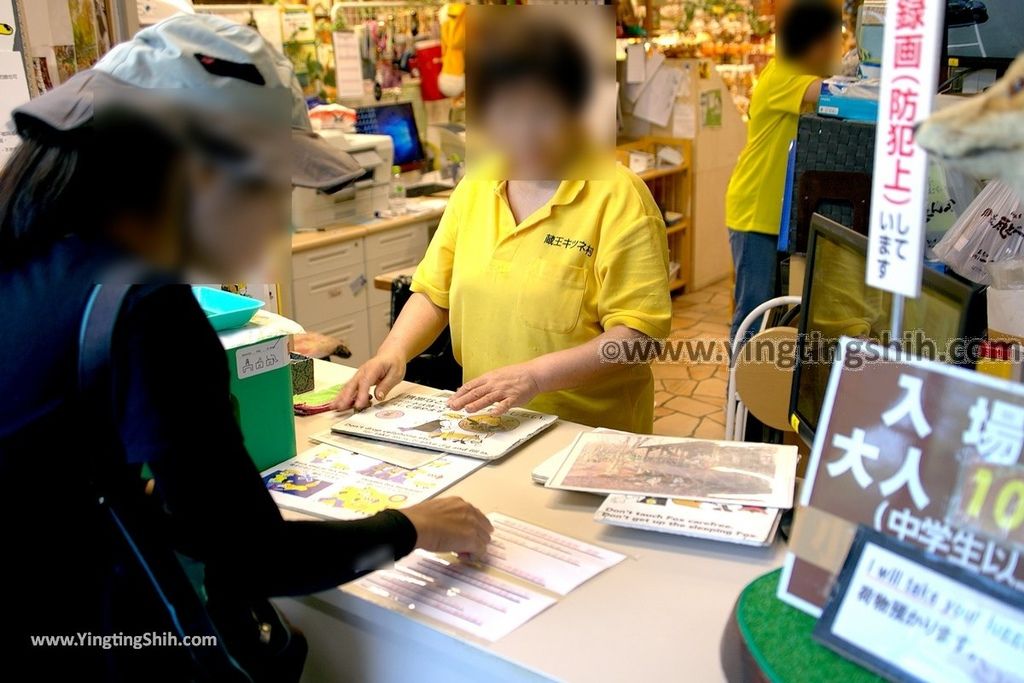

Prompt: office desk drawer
xmin=293 ymin=238 xmax=363 ymax=280
xmin=365 ymin=223 xmax=428 ymax=260
xmin=293 ymin=268 xmax=368 ymax=328
xmin=367 ymin=251 xmax=425 ymax=308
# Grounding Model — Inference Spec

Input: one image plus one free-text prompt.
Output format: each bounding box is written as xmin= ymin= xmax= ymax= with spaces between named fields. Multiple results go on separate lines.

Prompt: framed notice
xmin=814 ymin=526 xmax=1024 ymax=683
xmin=779 ymin=337 xmax=1024 ymax=616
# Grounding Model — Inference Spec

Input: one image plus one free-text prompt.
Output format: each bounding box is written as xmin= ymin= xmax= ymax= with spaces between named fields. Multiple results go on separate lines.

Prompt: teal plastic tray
xmin=192 ymin=286 xmax=264 ymax=331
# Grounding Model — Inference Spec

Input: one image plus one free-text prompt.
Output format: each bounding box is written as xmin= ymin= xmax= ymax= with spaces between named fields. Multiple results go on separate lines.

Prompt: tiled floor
xmin=652 ymin=278 xmax=733 ymax=438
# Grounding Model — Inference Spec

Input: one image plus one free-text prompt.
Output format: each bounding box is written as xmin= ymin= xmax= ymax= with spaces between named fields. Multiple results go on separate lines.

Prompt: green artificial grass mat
xmin=735 ymin=569 xmax=882 ymax=683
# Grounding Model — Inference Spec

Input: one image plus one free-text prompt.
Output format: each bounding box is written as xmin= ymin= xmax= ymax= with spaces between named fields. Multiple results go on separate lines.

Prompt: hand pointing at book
xmin=401 ymin=497 xmax=494 ymax=555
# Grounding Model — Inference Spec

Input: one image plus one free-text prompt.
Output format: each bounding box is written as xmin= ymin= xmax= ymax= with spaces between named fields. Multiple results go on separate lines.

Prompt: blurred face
xmin=802 ymin=32 xmax=842 ymax=76
xmin=481 ymin=80 xmax=581 ymax=180
xmin=187 ymin=161 xmax=289 ymax=280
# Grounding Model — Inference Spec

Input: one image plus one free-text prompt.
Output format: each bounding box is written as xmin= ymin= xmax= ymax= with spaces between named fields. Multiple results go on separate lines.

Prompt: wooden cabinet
xmin=291 ymin=216 xmax=437 ymax=365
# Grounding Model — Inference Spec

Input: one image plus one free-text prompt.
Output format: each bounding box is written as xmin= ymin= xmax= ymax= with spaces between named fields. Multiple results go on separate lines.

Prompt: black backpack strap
xmin=78 ymin=281 xmax=252 ymax=683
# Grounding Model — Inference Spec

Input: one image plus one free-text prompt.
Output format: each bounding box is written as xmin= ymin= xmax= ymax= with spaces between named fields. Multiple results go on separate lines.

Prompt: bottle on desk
xmin=389 ymin=165 xmax=407 ymax=215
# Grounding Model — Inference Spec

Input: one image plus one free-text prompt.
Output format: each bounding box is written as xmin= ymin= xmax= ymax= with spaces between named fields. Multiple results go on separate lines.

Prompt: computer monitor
xmin=945 ymin=0 xmax=1024 ymax=74
xmin=355 ymin=102 xmax=426 ymax=170
xmin=790 ymin=214 xmax=983 ymax=446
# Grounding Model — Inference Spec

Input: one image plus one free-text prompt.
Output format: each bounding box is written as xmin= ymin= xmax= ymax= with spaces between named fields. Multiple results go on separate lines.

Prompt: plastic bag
xmin=925 ymin=159 xmax=982 ymax=253
xmin=933 ymin=181 xmax=1024 ymax=285
xmin=988 ymin=257 xmax=1024 ymax=290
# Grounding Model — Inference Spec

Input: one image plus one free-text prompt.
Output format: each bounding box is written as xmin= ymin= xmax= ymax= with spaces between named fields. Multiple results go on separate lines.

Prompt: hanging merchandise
xmin=438 ymin=2 xmax=465 ymax=98
xmin=932 ymin=181 xmax=1024 ymax=285
xmin=414 ymin=39 xmax=444 ymax=101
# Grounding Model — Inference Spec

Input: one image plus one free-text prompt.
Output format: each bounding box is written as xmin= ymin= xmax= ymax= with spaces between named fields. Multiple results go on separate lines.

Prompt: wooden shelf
xmin=637 ymin=163 xmax=688 ymax=182
xmin=666 ymin=220 xmax=689 ymax=236
xmin=617 ymin=136 xmax=693 ymax=295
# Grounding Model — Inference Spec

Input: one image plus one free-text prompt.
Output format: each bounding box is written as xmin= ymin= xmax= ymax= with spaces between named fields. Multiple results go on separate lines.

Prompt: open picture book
xmin=332 ymin=392 xmax=558 ymax=460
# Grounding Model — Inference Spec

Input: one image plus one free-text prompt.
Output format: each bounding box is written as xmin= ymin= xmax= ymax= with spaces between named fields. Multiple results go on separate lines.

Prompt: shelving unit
xmin=616 ymin=136 xmax=693 ymax=292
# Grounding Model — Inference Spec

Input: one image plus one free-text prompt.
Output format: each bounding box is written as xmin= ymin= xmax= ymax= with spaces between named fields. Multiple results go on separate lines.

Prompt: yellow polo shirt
xmin=725 ymin=58 xmax=819 ymax=235
xmin=411 ymin=163 xmax=671 ymax=432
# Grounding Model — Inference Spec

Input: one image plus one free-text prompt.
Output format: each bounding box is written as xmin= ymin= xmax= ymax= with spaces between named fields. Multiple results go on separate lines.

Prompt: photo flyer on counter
xmin=780 ymin=338 xmax=1024 ymax=617
xmin=310 ymin=429 xmax=442 ymax=470
xmin=546 ymin=432 xmax=797 ymax=509
xmin=261 ymin=443 xmax=483 ymax=521
xmin=595 ymin=495 xmax=782 ymax=547
xmin=332 ymin=391 xmax=558 ymax=460
xmin=346 ymin=513 xmax=625 ymax=642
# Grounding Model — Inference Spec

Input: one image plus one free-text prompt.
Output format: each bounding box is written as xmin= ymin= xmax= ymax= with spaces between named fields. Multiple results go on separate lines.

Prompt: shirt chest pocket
xmin=515 ymin=260 xmax=588 ymax=334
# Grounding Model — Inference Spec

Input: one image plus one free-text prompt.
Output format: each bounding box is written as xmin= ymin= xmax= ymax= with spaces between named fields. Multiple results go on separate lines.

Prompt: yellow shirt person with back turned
xmin=725 ymin=0 xmax=841 ymax=343
xmin=334 ymin=15 xmax=671 ymax=433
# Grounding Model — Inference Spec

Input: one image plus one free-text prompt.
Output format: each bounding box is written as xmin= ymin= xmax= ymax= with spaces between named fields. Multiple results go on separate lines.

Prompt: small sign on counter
xmin=814 ymin=526 xmax=1024 ymax=683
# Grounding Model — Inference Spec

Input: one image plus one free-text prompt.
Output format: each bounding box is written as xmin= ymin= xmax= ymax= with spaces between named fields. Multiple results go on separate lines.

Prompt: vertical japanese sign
xmin=779 ymin=338 xmax=1024 ymax=616
xmin=866 ymin=0 xmax=945 ymax=297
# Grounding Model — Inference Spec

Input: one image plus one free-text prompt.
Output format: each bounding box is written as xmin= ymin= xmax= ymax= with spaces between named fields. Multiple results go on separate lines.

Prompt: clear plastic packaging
xmin=932 ymin=181 xmax=1024 ymax=285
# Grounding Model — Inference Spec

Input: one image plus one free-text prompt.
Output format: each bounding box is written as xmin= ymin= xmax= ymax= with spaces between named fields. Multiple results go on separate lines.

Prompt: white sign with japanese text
xmin=815 ymin=529 xmax=1024 ymax=683
xmin=866 ymin=0 xmax=945 ymax=297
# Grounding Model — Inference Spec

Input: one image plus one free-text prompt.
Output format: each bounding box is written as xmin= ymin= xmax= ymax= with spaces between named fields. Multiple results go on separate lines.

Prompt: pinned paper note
xmin=625 ymin=43 xmax=645 ymax=84
xmin=332 ymin=31 xmax=363 ymax=98
xmin=624 ymin=50 xmax=666 ymax=103
xmin=632 ymin=66 xmax=684 ymax=128
xmin=672 ymin=103 xmax=696 ymax=140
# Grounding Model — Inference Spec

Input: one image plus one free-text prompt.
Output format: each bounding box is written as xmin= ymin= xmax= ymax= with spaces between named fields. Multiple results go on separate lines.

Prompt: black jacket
xmin=0 ymin=237 xmax=415 ymax=678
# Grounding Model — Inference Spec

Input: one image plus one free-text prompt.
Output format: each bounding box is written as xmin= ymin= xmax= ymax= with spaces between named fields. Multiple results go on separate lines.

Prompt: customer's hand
xmin=401 ymin=497 xmax=493 ymax=555
xmin=447 ymin=363 xmax=541 ymax=414
xmin=332 ymin=351 xmax=407 ymax=411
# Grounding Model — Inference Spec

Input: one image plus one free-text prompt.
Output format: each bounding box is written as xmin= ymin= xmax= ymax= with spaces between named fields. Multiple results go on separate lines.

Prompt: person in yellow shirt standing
xmin=334 ymin=16 xmax=671 ymax=433
xmin=725 ymin=1 xmax=841 ymax=342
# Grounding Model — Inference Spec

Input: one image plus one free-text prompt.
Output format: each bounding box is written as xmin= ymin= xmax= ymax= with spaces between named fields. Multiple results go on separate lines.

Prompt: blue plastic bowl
xmin=192 ymin=286 xmax=265 ymax=331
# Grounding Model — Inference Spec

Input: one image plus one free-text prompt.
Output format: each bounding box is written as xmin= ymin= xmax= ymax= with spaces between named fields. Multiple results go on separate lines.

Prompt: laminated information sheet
xmin=595 ymin=495 xmax=782 ymax=547
xmin=546 ymin=432 xmax=797 ymax=509
xmin=347 ymin=514 xmax=626 ymax=641
xmin=262 ymin=444 xmax=483 ymax=520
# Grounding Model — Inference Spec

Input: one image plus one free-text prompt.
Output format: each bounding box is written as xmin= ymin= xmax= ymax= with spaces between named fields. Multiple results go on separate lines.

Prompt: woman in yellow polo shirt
xmin=334 ymin=19 xmax=671 ymax=432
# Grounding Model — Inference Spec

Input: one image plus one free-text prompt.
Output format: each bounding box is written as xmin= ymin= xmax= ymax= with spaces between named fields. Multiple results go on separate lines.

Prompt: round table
xmin=720 ymin=569 xmax=883 ymax=683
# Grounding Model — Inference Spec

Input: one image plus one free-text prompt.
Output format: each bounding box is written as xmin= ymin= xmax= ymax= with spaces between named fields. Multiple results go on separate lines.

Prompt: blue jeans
xmin=728 ymin=229 xmax=778 ymax=344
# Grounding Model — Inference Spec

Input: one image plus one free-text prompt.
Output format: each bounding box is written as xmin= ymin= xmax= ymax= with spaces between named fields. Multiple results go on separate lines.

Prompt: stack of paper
xmin=331 ymin=391 xmax=557 ymax=460
xmin=346 ymin=514 xmax=625 ymax=642
xmin=261 ymin=443 xmax=484 ymax=521
xmin=292 ymin=384 xmax=344 ymax=416
xmin=540 ymin=432 xmax=797 ymax=546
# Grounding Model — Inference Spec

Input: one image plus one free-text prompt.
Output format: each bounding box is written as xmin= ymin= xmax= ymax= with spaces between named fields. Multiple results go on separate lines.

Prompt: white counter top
xmin=278 ymin=360 xmax=784 ymax=682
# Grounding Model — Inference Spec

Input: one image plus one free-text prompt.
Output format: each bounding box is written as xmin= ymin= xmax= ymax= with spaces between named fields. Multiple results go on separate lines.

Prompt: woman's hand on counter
xmin=332 ymin=351 xmax=407 ymax=411
xmin=447 ymin=363 xmax=541 ymax=415
xmin=401 ymin=497 xmax=494 ymax=555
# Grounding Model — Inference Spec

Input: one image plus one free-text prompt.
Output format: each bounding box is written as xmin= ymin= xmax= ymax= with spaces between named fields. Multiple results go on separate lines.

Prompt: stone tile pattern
xmin=651 ymin=279 xmax=731 ymax=438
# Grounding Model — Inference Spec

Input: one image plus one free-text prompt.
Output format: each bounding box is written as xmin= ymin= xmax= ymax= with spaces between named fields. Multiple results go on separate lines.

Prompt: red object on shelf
xmin=413 ymin=40 xmax=444 ymax=101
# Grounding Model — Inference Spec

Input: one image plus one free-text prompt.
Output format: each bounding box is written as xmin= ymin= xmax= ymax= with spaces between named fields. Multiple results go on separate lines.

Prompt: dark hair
xmin=0 ymin=110 xmax=181 ymax=269
xmin=467 ymin=19 xmax=592 ymax=116
xmin=778 ymin=1 xmax=841 ymax=61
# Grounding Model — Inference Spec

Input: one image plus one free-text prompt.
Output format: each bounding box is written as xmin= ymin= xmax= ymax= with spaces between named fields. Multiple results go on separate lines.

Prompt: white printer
xmin=292 ymin=132 xmax=394 ymax=231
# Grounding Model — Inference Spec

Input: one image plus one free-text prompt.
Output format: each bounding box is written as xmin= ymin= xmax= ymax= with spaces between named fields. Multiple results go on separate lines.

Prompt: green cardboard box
xmin=216 ymin=311 xmax=303 ymax=472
